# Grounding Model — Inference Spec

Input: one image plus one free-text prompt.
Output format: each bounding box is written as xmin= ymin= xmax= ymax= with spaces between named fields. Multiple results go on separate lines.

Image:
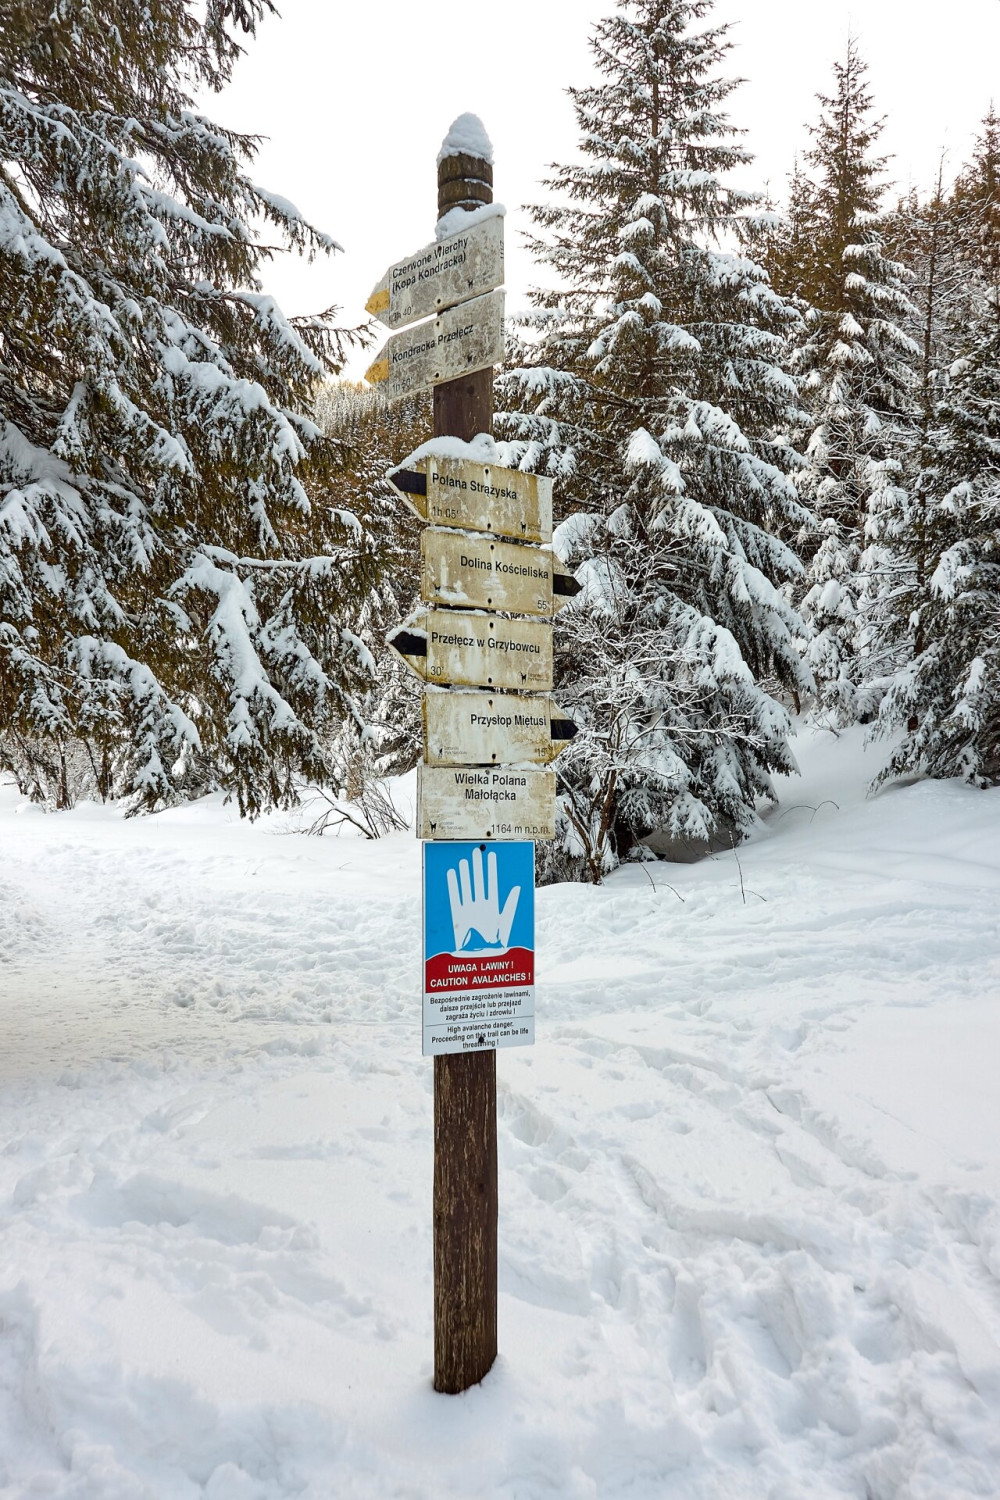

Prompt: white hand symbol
xmin=446 ymin=847 xmax=521 ymax=956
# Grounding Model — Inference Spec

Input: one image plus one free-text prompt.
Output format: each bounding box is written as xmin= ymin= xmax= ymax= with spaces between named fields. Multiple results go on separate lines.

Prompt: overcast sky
xmin=211 ymin=0 xmax=1000 ymax=380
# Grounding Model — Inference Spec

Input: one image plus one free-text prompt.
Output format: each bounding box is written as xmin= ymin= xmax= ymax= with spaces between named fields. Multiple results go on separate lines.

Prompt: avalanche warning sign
xmin=422 ymin=841 xmax=535 ymax=1056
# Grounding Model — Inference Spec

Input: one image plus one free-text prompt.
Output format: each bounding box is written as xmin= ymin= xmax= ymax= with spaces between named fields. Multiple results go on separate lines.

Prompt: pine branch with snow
xmin=0 ymin=0 xmax=374 ymax=814
xmin=498 ymin=0 xmax=812 ymax=879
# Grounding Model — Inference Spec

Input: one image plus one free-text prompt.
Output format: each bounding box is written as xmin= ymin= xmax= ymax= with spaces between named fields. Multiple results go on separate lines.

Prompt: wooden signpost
xmin=420 ymin=530 xmax=578 ymax=616
xmin=387 ymin=609 xmax=554 ymax=692
xmin=417 ymin=764 xmax=557 ymax=841
xmin=390 ymin=456 xmax=553 ymax=542
xmin=364 ymin=289 xmax=504 ymax=402
xmin=366 ymin=215 xmax=504 ymax=330
xmin=423 ymin=690 xmax=576 ymax=766
xmin=372 ymin=122 xmax=579 ymax=1398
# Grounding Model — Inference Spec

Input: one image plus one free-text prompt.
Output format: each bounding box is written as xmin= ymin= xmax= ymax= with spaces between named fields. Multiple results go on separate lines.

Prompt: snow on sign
xmin=365 ymin=290 xmax=504 ymax=402
xmin=423 ymin=841 xmax=534 ymax=1056
xmin=389 ymin=456 xmax=552 ymax=544
xmin=386 ymin=609 xmax=554 ymax=692
xmin=423 ymin=690 xmax=576 ymax=767
xmin=365 ymin=215 xmax=504 ymax=331
xmin=417 ymin=764 xmax=556 ymax=841
xmin=420 ymin=530 xmax=581 ymax=616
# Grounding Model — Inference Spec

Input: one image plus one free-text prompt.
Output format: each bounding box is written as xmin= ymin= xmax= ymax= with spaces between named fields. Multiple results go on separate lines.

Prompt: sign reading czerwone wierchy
xmin=423 ymin=841 xmax=534 ymax=1056
xmin=366 ymin=216 xmax=504 ymax=331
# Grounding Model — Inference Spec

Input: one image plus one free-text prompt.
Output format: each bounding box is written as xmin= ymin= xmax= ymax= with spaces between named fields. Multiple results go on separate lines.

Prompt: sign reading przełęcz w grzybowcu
xmin=423 ymin=841 xmax=534 ymax=1056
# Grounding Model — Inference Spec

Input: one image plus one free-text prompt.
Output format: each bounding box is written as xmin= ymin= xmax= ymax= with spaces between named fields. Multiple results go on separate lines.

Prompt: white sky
xmin=211 ymin=0 xmax=1000 ymax=380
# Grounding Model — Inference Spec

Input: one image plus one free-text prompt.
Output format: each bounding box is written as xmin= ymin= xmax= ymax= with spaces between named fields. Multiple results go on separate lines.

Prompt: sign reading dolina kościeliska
xmin=390 ymin=456 xmax=552 ymax=544
xmin=420 ymin=529 xmax=580 ymax=616
xmin=365 ymin=290 xmax=504 ymax=402
xmin=423 ymin=841 xmax=534 ymax=1056
xmin=387 ymin=608 xmax=554 ymax=692
xmin=366 ymin=215 xmax=504 ymax=332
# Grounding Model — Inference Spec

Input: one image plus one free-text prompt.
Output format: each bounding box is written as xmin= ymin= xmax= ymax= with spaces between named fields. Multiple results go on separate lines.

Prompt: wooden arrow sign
xmin=420 ymin=530 xmax=581 ymax=616
xmin=365 ymin=290 xmax=504 ymax=403
xmin=386 ymin=610 xmax=553 ymax=692
xmin=389 ymin=457 xmax=552 ymax=544
xmin=423 ymin=690 xmax=576 ymax=767
xmin=417 ymin=763 xmax=556 ymax=841
xmin=366 ymin=216 xmax=504 ymax=331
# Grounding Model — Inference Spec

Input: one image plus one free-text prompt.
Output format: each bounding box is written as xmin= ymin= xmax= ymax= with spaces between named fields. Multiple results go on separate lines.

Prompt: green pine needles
xmin=0 ymin=0 xmax=377 ymax=813
xmin=499 ymin=0 xmax=813 ymax=879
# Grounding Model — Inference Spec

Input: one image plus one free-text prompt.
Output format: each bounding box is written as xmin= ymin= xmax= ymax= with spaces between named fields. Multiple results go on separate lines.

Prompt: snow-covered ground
xmin=2 ymin=729 xmax=999 ymax=1499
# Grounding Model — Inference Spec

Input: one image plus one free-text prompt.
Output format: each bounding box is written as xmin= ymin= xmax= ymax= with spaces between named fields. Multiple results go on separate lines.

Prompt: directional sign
xmin=417 ymin=763 xmax=556 ymax=841
xmin=366 ymin=216 xmax=504 ymax=332
xmin=365 ymin=290 xmax=504 ymax=402
xmin=389 ymin=457 xmax=552 ymax=544
xmin=421 ymin=529 xmax=580 ymax=616
xmin=387 ymin=610 xmax=553 ymax=692
xmin=423 ymin=840 xmax=534 ymax=1056
xmin=423 ymin=690 xmax=576 ymax=767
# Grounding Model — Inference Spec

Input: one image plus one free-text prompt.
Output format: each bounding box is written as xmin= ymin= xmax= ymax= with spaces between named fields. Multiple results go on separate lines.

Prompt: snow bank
xmin=1 ymin=729 xmax=1000 ymax=1496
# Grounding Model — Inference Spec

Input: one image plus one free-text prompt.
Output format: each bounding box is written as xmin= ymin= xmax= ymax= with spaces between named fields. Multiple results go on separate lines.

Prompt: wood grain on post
xmin=433 ymin=129 xmax=499 ymax=1396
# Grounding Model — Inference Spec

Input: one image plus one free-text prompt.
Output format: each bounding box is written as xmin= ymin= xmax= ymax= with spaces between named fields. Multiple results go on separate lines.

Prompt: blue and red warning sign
xmin=423 ymin=840 xmax=535 ymax=1056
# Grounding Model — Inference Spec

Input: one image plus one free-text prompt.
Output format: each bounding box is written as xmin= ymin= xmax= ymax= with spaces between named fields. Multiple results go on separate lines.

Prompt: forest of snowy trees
xmin=3 ymin=0 xmax=1000 ymax=881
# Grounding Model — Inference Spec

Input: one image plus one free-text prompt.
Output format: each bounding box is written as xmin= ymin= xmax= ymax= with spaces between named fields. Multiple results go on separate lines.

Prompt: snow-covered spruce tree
xmin=498 ymin=0 xmax=812 ymax=882
xmin=863 ymin=167 xmax=975 ymax=712
xmin=0 ymin=0 xmax=376 ymax=814
xmin=777 ymin=40 xmax=916 ymax=723
xmin=872 ymin=311 xmax=1000 ymax=784
xmin=952 ymin=105 xmax=1000 ymax=310
xmin=872 ymin=120 xmax=1000 ymax=782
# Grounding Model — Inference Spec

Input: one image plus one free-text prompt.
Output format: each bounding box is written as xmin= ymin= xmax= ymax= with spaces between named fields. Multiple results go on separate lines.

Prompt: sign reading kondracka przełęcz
xmin=365 ymin=290 xmax=504 ymax=401
xmin=423 ymin=840 xmax=534 ymax=1056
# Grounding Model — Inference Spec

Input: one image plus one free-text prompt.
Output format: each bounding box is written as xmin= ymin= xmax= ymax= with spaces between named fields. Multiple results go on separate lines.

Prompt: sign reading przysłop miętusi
xmin=423 ymin=841 xmax=535 ymax=1056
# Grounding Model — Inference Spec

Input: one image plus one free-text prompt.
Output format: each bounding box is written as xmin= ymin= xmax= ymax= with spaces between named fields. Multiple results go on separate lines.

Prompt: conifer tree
xmin=499 ymin=0 xmax=812 ymax=881
xmin=873 ymin=321 xmax=1000 ymax=784
xmin=953 ymin=105 xmax=1000 ymax=309
xmin=0 ymin=0 xmax=375 ymax=813
xmin=863 ymin=167 xmax=971 ymax=708
xmin=873 ymin=119 xmax=1000 ymax=782
xmin=779 ymin=40 xmax=916 ymax=722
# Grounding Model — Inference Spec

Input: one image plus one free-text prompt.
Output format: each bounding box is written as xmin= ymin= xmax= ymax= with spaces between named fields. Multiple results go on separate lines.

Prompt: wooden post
xmin=432 ymin=134 xmax=498 ymax=1396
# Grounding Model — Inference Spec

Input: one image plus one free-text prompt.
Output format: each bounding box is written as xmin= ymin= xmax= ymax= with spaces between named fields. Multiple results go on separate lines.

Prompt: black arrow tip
xmin=386 ymin=628 xmax=427 ymax=657
xmin=388 ymin=467 xmax=427 ymax=498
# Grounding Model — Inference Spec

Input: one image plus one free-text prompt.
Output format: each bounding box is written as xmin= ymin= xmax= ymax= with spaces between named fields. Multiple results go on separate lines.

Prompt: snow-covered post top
xmin=437 ymin=114 xmax=494 ymax=218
